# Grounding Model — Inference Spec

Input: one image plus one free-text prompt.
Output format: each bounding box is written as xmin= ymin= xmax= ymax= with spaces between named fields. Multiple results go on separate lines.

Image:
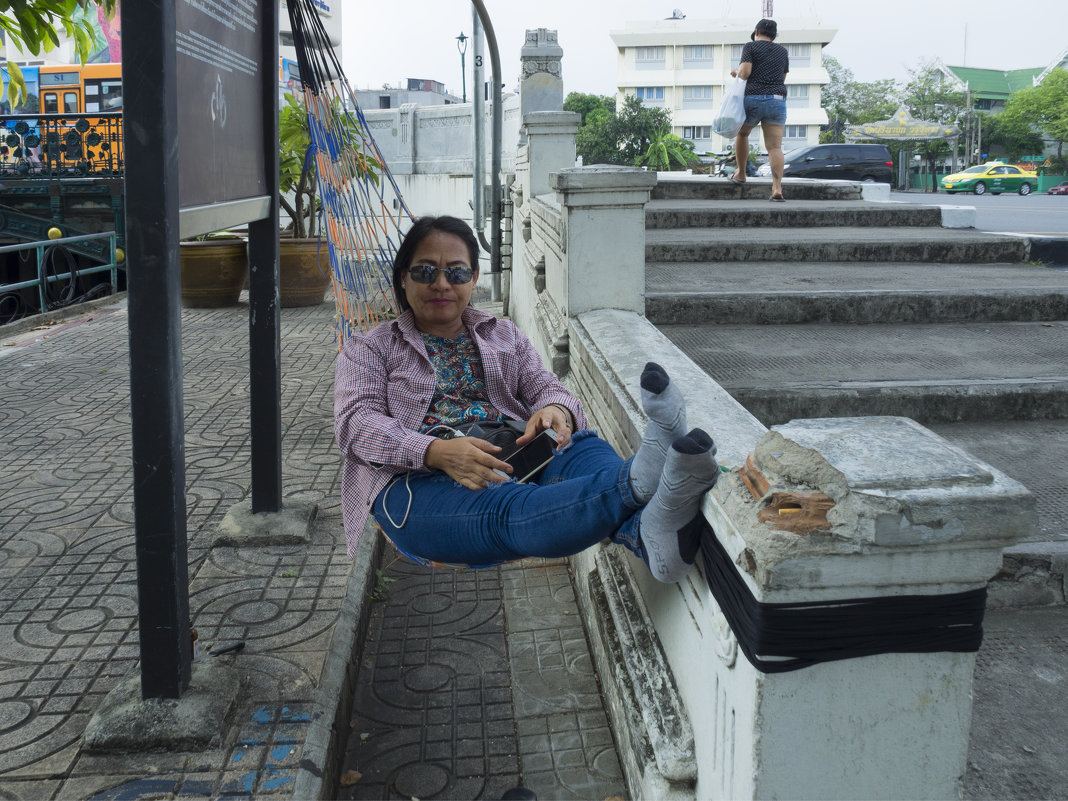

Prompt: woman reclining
xmin=334 ymin=215 xmax=719 ymax=580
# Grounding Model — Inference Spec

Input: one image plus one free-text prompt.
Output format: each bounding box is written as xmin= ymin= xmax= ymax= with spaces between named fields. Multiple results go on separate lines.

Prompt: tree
xmin=0 ymin=0 xmax=118 ymax=108
xmin=982 ymin=109 xmax=1044 ymax=162
xmin=820 ymin=56 xmax=899 ymax=143
xmin=636 ymin=126 xmax=696 ymax=171
xmin=900 ymin=62 xmax=968 ymax=191
xmin=563 ymin=92 xmax=615 ymax=126
xmin=566 ymin=92 xmax=674 ymax=167
xmin=613 ymin=95 xmax=672 ymax=166
xmin=1000 ymin=68 xmax=1068 ymax=167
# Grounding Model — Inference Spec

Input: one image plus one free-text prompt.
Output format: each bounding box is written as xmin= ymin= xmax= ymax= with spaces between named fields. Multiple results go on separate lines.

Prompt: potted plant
xmin=277 ymin=93 xmax=379 ymax=307
xmin=179 ymin=230 xmax=248 ymax=308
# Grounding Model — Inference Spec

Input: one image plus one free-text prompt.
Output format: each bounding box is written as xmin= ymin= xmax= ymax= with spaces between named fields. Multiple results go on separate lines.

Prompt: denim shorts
xmin=743 ymin=94 xmax=786 ymax=127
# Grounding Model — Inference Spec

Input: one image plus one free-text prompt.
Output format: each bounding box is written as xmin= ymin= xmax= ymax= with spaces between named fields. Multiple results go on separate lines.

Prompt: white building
xmin=609 ymin=16 xmax=835 ymax=155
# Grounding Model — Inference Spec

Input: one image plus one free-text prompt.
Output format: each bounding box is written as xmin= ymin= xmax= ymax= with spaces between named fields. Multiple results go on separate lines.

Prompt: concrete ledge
xmin=859 ymin=182 xmax=891 ymax=201
xmin=293 ymin=523 xmax=384 ymax=800
xmin=83 ymin=660 xmax=242 ymax=753
xmin=937 ymin=204 xmax=976 ymax=228
xmin=213 ymin=499 xmax=318 ymax=547
xmin=1028 ymin=236 xmax=1068 ymax=267
xmin=988 ymin=540 xmax=1068 ymax=609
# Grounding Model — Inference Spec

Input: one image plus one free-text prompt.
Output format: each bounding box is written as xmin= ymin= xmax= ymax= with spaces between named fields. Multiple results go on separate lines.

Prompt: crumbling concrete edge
xmin=292 ymin=523 xmax=383 ymax=801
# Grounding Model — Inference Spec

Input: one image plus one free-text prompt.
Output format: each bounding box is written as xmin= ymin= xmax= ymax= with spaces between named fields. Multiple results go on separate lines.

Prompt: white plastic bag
xmin=712 ymin=78 xmax=747 ymax=139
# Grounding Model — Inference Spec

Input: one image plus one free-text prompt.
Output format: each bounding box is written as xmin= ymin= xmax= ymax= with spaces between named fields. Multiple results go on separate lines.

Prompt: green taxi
xmin=941 ymin=163 xmax=1038 ymax=195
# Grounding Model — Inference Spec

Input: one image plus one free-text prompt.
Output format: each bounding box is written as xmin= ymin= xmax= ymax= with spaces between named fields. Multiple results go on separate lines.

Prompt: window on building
xmin=975 ymin=98 xmax=993 ymax=110
xmin=730 ymin=44 xmax=744 ymax=69
xmin=785 ymin=125 xmax=808 ymax=139
xmin=683 ymin=45 xmax=714 ymax=66
xmin=683 ymin=125 xmax=713 ymax=140
xmin=379 ymin=95 xmax=391 ymax=109
xmin=786 ymin=85 xmax=809 ymax=105
xmin=682 ymin=85 xmax=714 ymax=108
xmin=635 ymin=86 xmax=665 ymax=104
xmin=635 ymin=46 xmax=666 ymax=68
xmin=786 ymin=43 xmax=810 ymax=67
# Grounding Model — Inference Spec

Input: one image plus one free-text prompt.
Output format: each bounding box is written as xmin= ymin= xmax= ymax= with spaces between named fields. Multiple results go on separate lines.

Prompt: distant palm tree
xmin=636 ymin=126 xmax=695 ymax=171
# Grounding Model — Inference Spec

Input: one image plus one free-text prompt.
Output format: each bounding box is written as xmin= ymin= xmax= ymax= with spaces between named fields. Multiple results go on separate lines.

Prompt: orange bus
xmin=37 ymin=63 xmax=122 ymax=114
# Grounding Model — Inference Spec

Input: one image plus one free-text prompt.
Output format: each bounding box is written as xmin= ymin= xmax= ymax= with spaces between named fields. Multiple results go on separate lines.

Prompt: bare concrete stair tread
xmin=926 ymin=419 xmax=1068 ymax=545
xmin=646 ymin=261 xmax=1068 ymax=294
xmin=645 ymin=226 xmax=1022 ymax=246
xmin=658 ymin=319 xmax=1068 ymax=387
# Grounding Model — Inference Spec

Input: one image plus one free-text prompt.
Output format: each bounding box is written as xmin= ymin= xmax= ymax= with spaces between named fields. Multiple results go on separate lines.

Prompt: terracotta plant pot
xmin=179 ymin=239 xmax=248 ymax=308
xmin=280 ymin=237 xmax=332 ymax=307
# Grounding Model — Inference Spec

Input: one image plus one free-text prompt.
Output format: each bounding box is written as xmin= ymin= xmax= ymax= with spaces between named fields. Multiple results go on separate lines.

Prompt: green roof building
xmin=937 ymin=48 xmax=1068 ymax=112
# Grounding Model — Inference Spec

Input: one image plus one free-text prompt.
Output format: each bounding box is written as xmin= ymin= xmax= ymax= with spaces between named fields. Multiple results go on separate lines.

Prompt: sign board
xmin=847 ymin=106 xmax=959 ymax=142
xmin=176 ymin=0 xmax=267 ymax=218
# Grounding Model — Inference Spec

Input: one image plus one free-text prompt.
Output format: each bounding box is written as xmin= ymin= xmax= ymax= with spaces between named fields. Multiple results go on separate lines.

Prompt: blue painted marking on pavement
xmin=271 ymin=744 xmax=292 ymax=760
xmin=88 ymin=779 xmax=178 ymax=800
xmin=251 ymin=706 xmax=274 ymax=724
xmin=262 ymin=772 xmax=295 ymax=790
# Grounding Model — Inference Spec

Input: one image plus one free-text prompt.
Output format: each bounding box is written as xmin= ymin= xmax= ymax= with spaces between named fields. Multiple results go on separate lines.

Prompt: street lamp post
xmin=456 ymin=32 xmax=468 ymax=103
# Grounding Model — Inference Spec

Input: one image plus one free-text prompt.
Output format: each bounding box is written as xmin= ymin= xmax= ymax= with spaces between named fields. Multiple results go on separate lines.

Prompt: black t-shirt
xmin=740 ymin=40 xmax=789 ymax=96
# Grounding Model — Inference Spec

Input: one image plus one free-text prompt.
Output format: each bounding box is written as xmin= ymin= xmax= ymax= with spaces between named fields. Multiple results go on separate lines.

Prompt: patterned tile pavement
xmin=0 ymin=296 xmax=628 ymax=800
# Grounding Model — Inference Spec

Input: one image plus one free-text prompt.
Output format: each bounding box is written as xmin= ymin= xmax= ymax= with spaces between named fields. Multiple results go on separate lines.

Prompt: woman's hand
xmin=425 ymin=437 xmax=512 ymax=490
xmin=730 ymin=68 xmax=738 ymax=78
xmin=517 ymin=404 xmax=573 ymax=448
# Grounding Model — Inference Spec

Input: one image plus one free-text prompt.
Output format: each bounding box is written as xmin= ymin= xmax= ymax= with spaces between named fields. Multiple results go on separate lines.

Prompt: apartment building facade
xmin=610 ymin=16 xmax=836 ymax=155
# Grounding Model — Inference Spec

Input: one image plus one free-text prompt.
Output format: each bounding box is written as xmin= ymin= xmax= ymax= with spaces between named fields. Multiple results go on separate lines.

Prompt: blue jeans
xmin=372 ymin=430 xmax=643 ymax=567
xmin=743 ymin=94 xmax=786 ymax=127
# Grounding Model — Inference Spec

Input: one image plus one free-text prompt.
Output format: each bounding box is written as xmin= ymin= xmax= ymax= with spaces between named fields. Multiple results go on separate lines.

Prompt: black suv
xmin=759 ymin=144 xmax=894 ymax=183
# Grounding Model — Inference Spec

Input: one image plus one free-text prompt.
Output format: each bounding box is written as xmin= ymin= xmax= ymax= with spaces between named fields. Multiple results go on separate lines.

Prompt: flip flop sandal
xmin=729 ymin=177 xmax=746 ymax=186
xmin=770 ymin=194 xmax=785 ymax=202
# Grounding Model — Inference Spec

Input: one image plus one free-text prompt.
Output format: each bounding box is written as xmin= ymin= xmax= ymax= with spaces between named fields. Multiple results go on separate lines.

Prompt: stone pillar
xmin=551 ymin=166 xmax=656 ymax=318
xmin=524 ymin=111 xmax=579 ymax=199
xmin=682 ymin=416 xmax=1035 ymax=800
xmin=520 ymin=28 xmax=564 ymax=120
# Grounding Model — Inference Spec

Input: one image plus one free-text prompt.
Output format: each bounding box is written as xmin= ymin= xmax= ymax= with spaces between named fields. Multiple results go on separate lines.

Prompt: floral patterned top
xmin=419 ymin=329 xmax=504 ymax=433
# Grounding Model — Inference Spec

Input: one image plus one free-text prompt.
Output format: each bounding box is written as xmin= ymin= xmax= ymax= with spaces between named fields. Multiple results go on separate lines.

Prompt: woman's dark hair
xmin=752 ymin=18 xmax=777 ymax=40
xmin=392 ymin=215 xmax=481 ymax=313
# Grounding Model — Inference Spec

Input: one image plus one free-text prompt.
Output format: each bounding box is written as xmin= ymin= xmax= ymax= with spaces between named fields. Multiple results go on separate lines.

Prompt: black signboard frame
xmin=124 ymin=0 xmax=281 ymax=699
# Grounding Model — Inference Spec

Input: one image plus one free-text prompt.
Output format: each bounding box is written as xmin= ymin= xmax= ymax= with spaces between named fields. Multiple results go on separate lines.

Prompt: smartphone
xmin=500 ymin=428 xmax=558 ymax=484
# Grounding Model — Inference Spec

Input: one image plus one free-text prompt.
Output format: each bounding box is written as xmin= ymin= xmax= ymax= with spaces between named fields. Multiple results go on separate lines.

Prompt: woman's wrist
xmin=549 ymin=403 xmax=574 ymax=429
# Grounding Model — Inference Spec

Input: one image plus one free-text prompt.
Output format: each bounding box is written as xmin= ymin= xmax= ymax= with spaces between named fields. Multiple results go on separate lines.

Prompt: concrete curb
xmin=0 ymin=291 xmax=127 ymax=336
xmin=292 ymin=524 xmax=383 ymax=800
xmin=1028 ymin=236 xmax=1068 ymax=267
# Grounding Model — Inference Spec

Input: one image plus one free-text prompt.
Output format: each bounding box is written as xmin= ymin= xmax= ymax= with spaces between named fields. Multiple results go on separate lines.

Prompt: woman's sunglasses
xmin=406 ymin=264 xmax=475 ymax=285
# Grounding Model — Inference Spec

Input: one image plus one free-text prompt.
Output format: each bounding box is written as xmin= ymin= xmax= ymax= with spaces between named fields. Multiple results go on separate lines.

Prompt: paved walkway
xmin=1 ymin=294 xmax=1064 ymax=800
xmin=0 ymin=296 xmax=625 ymax=800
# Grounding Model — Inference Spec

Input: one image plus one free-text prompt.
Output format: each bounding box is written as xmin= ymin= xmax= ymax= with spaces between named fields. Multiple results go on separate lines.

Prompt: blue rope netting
xmin=287 ymin=0 xmax=414 ymax=339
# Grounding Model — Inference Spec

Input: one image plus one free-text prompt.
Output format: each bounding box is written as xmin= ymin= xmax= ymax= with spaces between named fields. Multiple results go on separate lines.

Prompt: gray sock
xmin=639 ymin=428 xmax=719 ymax=583
xmin=629 ymin=362 xmax=687 ymax=504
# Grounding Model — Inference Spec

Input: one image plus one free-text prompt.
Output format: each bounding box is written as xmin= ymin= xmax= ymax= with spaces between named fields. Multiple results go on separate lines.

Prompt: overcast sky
xmin=339 ymin=0 xmax=1065 ymax=96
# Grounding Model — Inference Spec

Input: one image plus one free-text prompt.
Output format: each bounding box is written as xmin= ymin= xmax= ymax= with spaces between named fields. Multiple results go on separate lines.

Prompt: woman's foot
xmin=729 ymin=176 xmax=746 ymax=186
xmin=629 ymin=362 xmax=688 ymax=504
xmin=770 ymin=193 xmax=785 ymax=202
xmin=638 ymin=428 xmax=719 ymax=583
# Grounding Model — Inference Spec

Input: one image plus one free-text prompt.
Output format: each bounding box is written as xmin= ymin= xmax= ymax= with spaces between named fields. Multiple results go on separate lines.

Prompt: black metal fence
xmin=0 ymin=112 xmax=124 ymax=179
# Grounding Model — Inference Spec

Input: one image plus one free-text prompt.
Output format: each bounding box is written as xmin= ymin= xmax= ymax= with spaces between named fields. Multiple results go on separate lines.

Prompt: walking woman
xmin=730 ymin=18 xmax=789 ymax=201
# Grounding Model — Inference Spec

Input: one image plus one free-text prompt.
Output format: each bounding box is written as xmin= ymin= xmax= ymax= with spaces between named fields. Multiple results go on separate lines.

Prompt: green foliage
xmin=636 ymin=126 xmax=697 ymax=171
xmin=0 ymin=0 xmax=117 ymax=109
xmin=982 ymin=110 xmax=1045 ymax=161
xmin=614 ymin=95 xmax=672 ymax=165
xmin=566 ymin=92 xmax=673 ymax=166
xmin=563 ymin=92 xmax=615 ymax=125
xmin=1001 ymin=68 xmax=1068 ymax=159
xmin=820 ymin=56 xmax=899 ymax=142
xmin=367 ymin=569 xmax=396 ymax=601
xmin=279 ymin=94 xmax=377 ymax=239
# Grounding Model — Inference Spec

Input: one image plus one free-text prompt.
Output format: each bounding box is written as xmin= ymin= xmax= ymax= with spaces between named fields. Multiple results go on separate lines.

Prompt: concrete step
xmin=645 ymin=227 xmax=1029 ymax=264
xmin=926 ymin=420 xmax=1067 ymax=608
xmin=652 ymin=175 xmax=864 ymax=202
xmin=645 ymin=199 xmax=944 ymax=229
xmin=655 ymin=319 xmax=1068 ymax=424
xmin=646 ymin=262 xmax=1068 ymax=324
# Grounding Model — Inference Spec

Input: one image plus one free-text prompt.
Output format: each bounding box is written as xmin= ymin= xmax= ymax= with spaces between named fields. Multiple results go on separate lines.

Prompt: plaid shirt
xmin=334 ymin=306 xmax=586 ymax=556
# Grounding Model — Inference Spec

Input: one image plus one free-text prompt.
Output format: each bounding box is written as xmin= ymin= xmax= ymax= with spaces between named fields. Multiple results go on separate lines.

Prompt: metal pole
xmin=470 ymin=0 xmax=501 ymax=303
xmin=124 ymin=0 xmax=192 ymax=699
xmin=472 ymin=10 xmax=485 ymax=237
xmin=248 ymin=0 xmax=282 ymax=513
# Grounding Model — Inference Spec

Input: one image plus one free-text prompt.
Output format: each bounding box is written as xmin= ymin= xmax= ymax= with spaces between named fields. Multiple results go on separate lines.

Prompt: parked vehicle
xmin=1047 ymin=181 xmax=1068 ymax=195
xmin=941 ymin=162 xmax=1038 ymax=195
xmin=757 ymin=143 xmax=893 ymax=183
